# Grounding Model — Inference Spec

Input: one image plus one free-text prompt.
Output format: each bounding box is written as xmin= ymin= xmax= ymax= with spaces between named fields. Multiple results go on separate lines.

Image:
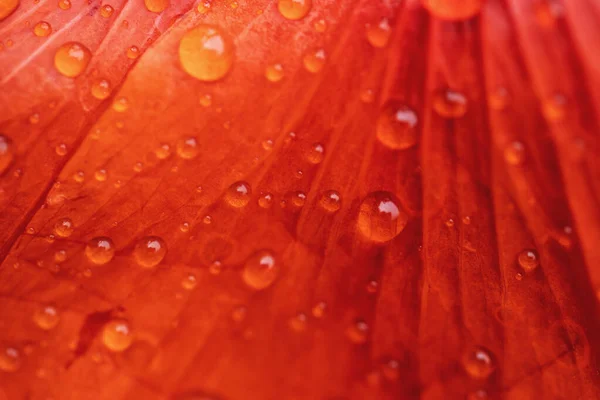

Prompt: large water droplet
xmin=0 ymin=134 xmax=14 ymax=175
xmin=306 ymin=143 xmax=324 ymax=164
xmin=144 ymin=0 xmax=168 ymax=12
xmin=54 ymin=217 xmax=73 ymax=237
xmin=58 ymin=0 xmax=71 ymax=10
xmin=102 ymin=319 xmax=133 ymax=352
xmin=33 ymin=305 xmax=60 ymax=330
xmin=85 ymin=236 xmax=115 ymax=265
xmin=179 ymin=24 xmax=234 ymax=82
xmin=54 ymin=42 xmax=91 ymax=77
xmin=422 ymin=0 xmax=482 ymax=21
xmin=357 ymin=191 xmax=408 ymax=243
xmin=265 ymin=63 xmax=284 ymax=82
xmin=91 ymin=78 xmax=111 ymax=100
xmin=0 ymin=0 xmax=19 ymax=21
xmin=242 ymin=250 xmax=278 ymax=290
xmin=463 ymin=346 xmax=495 ymax=379
xmin=277 ymin=0 xmax=311 ymax=20
xmin=433 ymin=88 xmax=467 ymax=118
xmin=133 ymin=236 xmax=167 ymax=268
xmin=376 ymin=102 xmax=418 ymax=150
xmin=366 ymin=18 xmax=391 ymax=48
xmin=33 ymin=21 xmax=52 ymax=37
xmin=225 ymin=181 xmax=252 ymax=207
xmin=100 ymin=4 xmax=114 ymax=17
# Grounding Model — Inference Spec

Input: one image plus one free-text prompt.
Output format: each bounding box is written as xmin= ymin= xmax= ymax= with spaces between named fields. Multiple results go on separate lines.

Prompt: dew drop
xmin=0 ymin=0 xmax=19 ymax=21
xmin=54 ymin=42 xmax=91 ymax=77
xmin=360 ymin=88 xmax=374 ymax=103
xmin=306 ymin=142 xmax=324 ymax=164
xmin=242 ymin=250 xmax=278 ymax=290
xmin=225 ymin=181 xmax=252 ymax=208
xmin=176 ymin=137 xmax=199 ymax=159
xmin=488 ymin=86 xmax=509 ymax=110
xmin=347 ymin=319 xmax=369 ymax=344
xmin=58 ymin=0 xmax=71 ymax=10
xmin=55 ymin=143 xmax=67 ymax=156
xmin=231 ymin=306 xmax=246 ymax=322
xmin=258 ymin=192 xmax=273 ymax=208
xmin=376 ymin=102 xmax=418 ymax=150
xmin=312 ymin=301 xmax=327 ymax=318
xmin=463 ymin=346 xmax=495 ymax=379
xmin=381 ymin=359 xmax=400 ymax=381
xmin=54 ymin=217 xmax=73 ymax=237
xmin=303 ymin=48 xmax=325 ymax=73
xmin=91 ymin=78 xmax=111 ymax=100
xmin=54 ymin=249 xmax=67 ymax=262
xmin=155 ymin=143 xmax=171 ymax=159
xmin=144 ymin=0 xmax=168 ymax=12
xmin=100 ymin=4 xmax=114 ymax=17
xmin=85 ymin=236 xmax=115 ymax=265
xmin=179 ymin=222 xmax=189 ymax=232
xmin=179 ymin=24 xmax=234 ymax=82
xmin=197 ymin=1 xmax=211 ymax=14
xmin=33 ymin=305 xmax=60 ymax=330
xmin=543 ymin=93 xmax=567 ymax=121
xmin=33 ymin=21 xmax=52 ymax=37
xmin=112 ymin=96 xmax=129 ymax=112
xmin=422 ymin=0 xmax=482 ymax=21
xmin=102 ymin=319 xmax=133 ymax=352
xmin=319 ymin=190 xmax=341 ymax=213
xmin=73 ymin=170 xmax=85 ymax=182
xmin=366 ymin=18 xmax=391 ymax=48
xmin=265 ymin=63 xmax=284 ymax=82
xmin=133 ymin=236 xmax=167 ymax=268
xmin=29 ymin=113 xmax=40 ymax=124
xmin=0 ymin=134 xmax=14 ymax=175
xmin=314 ymin=18 xmax=327 ymax=32
xmin=517 ymin=249 xmax=539 ymax=273
xmin=262 ymin=139 xmax=273 ymax=151
xmin=289 ymin=313 xmax=307 ymax=332
xmin=284 ymin=191 xmax=306 ymax=209
xmin=504 ymin=141 xmax=525 ymax=166
xmin=357 ymin=191 xmax=408 ymax=243
xmin=433 ymin=88 xmax=467 ymax=118
xmin=181 ymin=274 xmax=197 ymax=290
xmin=277 ymin=0 xmax=311 ymax=20
xmin=199 ymin=93 xmax=212 ymax=107
xmin=94 ymin=168 xmax=107 ymax=181
xmin=127 ymin=45 xmax=140 ymax=59
xmin=0 ymin=347 xmax=20 ymax=372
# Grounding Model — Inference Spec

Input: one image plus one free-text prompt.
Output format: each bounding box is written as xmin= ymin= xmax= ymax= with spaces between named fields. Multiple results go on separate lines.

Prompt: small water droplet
xmin=231 ymin=306 xmax=246 ymax=322
xmin=58 ymin=0 xmax=71 ymax=10
xmin=303 ymin=48 xmax=326 ymax=73
xmin=376 ymin=102 xmax=418 ymax=150
xmin=155 ymin=143 xmax=171 ymax=159
xmin=225 ymin=181 xmax=252 ymax=207
xmin=144 ymin=0 xmax=168 ymax=12
xmin=55 ymin=143 xmax=67 ymax=156
xmin=306 ymin=142 xmax=324 ymax=164
xmin=133 ymin=236 xmax=167 ymax=268
xmin=312 ymin=301 xmax=327 ymax=318
xmin=176 ymin=137 xmax=199 ymax=159
xmin=314 ymin=18 xmax=327 ymax=32
xmin=488 ymin=86 xmax=509 ymax=110
xmin=258 ymin=192 xmax=273 ymax=208
xmin=29 ymin=113 xmax=40 ymax=124
xmin=85 ymin=236 xmax=115 ymax=265
xmin=100 ymin=4 xmax=114 ymax=17
xmin=197 ymin=1 xmax=211 ymax=13
xmin=0 ymin=347 xmax=20 ymax=372
xmin=422 ymin=0 xmax=482 ymax=21
xmin=181 ymin=274 xmax=197 ymax=290
xmin=357 ymin=191 xmax=408 ymax=243
xmin=366 ymin=18 xmax=391 ymax=48
xmin=347 ymin=319 xmax=369 ymax=344
xmin=366 ymin=280 xmax=378 ymax=293
xmin=127 ymin=45 xmax=140 ymax=59
xmin=319 ymin=190 xmax=341 ymax=213
xmin=360 ymin=88 xmax=375 ymax=103
xmin=73 ymin=170 xmax=85 ymax=182
xmin=179 ymin=24 xmax=234 ymax=82
xmin=54 ymin=217 xmax=73 ymax=237
xmin=91 ymin=78 xmax=111 ymax=100
xmin=543 ymin=93 xmax=567 ymax=121
xmin=94 ymin=168 xmax=107 ymax=181
xmin=463 ymin=346 xmax=495 ymax=379
xmin=518 ymin=249 xmax=539 ymax=273
xmin=0 ymin=134 xmax=14 ymax=175
xmin=33 ymin=21 xmax=52 ymax=37
xmin=112 ymin=96 xmax=129 ymax=112
xmin=289 ymin=312 xmax=307 ymax=332
xmin=54 ymin=249 xmax=67 ymax=262
xmin=102 ymin=319 xmax=133 ymax=352
xmin=179 ymin=222 xmax=190 ymax=232
xmin=265 ymin=63 xmax=284 ymax=82
xmin=242 ymin=250 xmax=278 ymax=290
xmin=203 ymin=215 xmax=212 ymax=224
xmin=504 ymin=141 xmax=525 ymax=166
xmin=33 ymin=305 xmax=60 ymax=330
xmin=54 ymin=42 xmax=91 ymax=77
xmin=433 ymin=88 xmax=467 ymax=118
xmin=445 ymin=218 xmax=455 ymax=227
xmin=208 ymin=260 xmax=222 ymax=274
xmin=277 ymin=0 xmax=311 ymax=20
xmin=381 ymin=359 xmax=400 ymax=381
xmin=262 ymin=139 xmax=274 ymax=151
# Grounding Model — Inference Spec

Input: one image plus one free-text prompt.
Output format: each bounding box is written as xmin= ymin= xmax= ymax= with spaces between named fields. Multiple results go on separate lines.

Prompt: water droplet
xmin=265 ymin=63 xmax=284 ymax=82
xmin=0 ymin=347 xmax=20 ymax=372
xmin=144 ymin=0 xmax=168 ymax=12
xmin=54 ymin=42 xmax=91 ymax=77
xmin=347 ymin=319 xmax=369 ymax=344
xmin=85 ymin=236 xmax=115 ymax=265
xmin=289 ymin=313 xmax=307 ymax=332
xmin=306 ymin=142 xmax=324 ymax=164
xmin=515 ymin=272 xmax=523 ymax=281
xmin=94 ymin=168 xmax=107 ymax=181
xmin=225 ymin=181 xmax=252 ymax=207
xmin=277 ymin=0 xmax=311 ymax=20
xmin=133 ymin=236 xmax=167 ymax=268
xmin=543 ymin=92 xmax=567 ymax=121
xmin=262 ymin=139 xmax=274 ymax=151
xmin=518 ymin=249 xmax=539 ymax=273
xmin=197 ymin=1 xmax=211 ymax=14
xmin=155 ymin=143 xmax=171 ymax=159
xmin=203 ymin=215 xmax=212 ymax=224
xmin=112 ymin=96 xmax=129 ymax=112
xmin=181 ymin=274 xmax=197 ymax=290
xmin=58 ymin=0 xmax=71 ymax=10
xmin=102 ymin=319 xmax=133 ymax=352
xmin=433 ymin=88 xmax=467 ymax=118
xmin=91 ymin=78 xmax=111 ymax=100
xmin=54 ymin=217 xmax=73 ymax=237
xmin=127 ymin=45 xmax=140 ymax=59
xmin=504 ymin=141 xmax=525 ymax=166
xmin=312 ymin=301 xmax=327 ymax=318
xmin=54 ymin=249 xmax=67 ymax=262
xmin=33 ymin=21 xmax=52 ymax=37
xmin=231 ymin=306 xmax=246 ymax=322
xmin=176 ymin=137 xmax=199 ymax=159
xmin=29 ymin=113 xmax=40 ymax=124
xmin=199 ymin=93 xmax=212 ymax=107
xmin=488 ymin=86 xmax=509 ymax=110
xmin=258 ymin=192 xmax=273 ymax=208
xmin=0 ymin=134 xmax=14 ymax=175
xmin=360 ymin=88 xmax=374 ymax=103
xmin=376 ymin=102 xmax=418 ymax=150
xmin=0 ymin=0 xmax=19 ymax=21
xmin=179 ymin=24 xmax=234 ymax=82
xmin=366 ymin=280 xmax=378 ymax=293
xmin=381 ymin=359 xmax=400 ymax=381
xmin=242 ymin=250 xmax=278 ymax=290
xmin=319 ymin=190 xmax=341 ymax=213
xmin=366 ymin=18 xmax=391 ymax=48
xmin=357 ymin=191 xmax=408 ymax=243
xmin=33 ymin=305 xmax=59 ymax=330
xmin=314 ymin=18 xmax=327 ymax=32
xmin=284 ymin=191 xmax=306 ymax=209
xmin=55 ymin=143 xmax=67 ymax=156
xmin=422 ymin=0 xmax=482 ymax=21
xmin=179 ymin=222 xmax=190 ymax=232
xmin=303 ymin=48 xmax=325 ymax=73
xmin=462 ymin=216 xmax=471 ymax=225
xmin=100 ymin=4 xmax=114 ymax=17
xmin=463 ymin=347 xmax=495 ymax=379
xmin=445 ymin=218 xmax=455 ymax=228
xmin=73 ymin=170 xmax=85 ymax=182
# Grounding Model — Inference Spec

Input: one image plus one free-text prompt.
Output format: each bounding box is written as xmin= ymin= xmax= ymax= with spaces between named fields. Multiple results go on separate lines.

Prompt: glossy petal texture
xmin=0 ymin=0 xmax=599 ymax=399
